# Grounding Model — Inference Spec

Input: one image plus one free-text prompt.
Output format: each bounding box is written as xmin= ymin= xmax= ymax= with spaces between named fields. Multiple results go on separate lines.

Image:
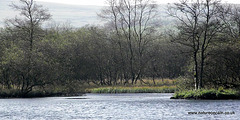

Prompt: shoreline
xmin=0 ymin=91 xmax=84 ymax=98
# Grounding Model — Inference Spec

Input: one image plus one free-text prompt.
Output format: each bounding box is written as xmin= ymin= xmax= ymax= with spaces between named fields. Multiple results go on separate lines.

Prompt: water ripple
xmin=0 ymin=93 xmax=239 ymax=120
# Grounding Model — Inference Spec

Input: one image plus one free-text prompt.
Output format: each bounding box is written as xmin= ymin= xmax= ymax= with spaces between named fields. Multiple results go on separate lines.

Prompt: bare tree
xmin=168 ymin=0 xmax=225 ymax=89
xmin=168 ymin=0 xmax=202 ymax=89
xmin=220 ymin=4 xmax=240 ymax=40
xmin=99 ymin=0 xmax=159 ymax=84
xmin=5 ymin=0 xmax=51 ymax=96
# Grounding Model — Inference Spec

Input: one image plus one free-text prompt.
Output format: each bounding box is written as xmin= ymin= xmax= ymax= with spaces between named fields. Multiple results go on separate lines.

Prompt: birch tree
xmin=168 ymin=0 xmax=225 ymax=89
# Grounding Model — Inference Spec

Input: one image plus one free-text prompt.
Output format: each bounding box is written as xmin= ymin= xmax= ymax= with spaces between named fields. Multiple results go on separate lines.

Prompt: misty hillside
xmin=0 ymin=0 xmax=172 ymax=28
xmin=0 ymin=0 xmax=103 ymax=27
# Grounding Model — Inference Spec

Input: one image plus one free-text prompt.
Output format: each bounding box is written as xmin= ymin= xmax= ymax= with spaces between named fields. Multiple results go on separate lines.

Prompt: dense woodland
xmin=0 ymin=0 xmax=239 ymax=96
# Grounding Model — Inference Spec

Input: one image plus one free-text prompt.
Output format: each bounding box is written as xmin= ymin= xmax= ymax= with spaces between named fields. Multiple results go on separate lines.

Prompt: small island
xmin=171 ymin=89 xmax=240 ymax=100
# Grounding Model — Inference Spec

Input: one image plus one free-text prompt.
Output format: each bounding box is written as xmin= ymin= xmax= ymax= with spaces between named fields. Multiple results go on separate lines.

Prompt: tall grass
xmin=88 ymin=86 xmax=176 ymax=93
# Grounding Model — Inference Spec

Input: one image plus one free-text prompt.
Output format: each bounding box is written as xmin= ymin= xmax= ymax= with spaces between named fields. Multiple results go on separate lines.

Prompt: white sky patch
xmin=222 ymin=0 xmax=240 ymax=4
xmin=35 ymin=0 xmax=240 ymax=6
xmin=35 ymin=0 xmax=107 ymax=6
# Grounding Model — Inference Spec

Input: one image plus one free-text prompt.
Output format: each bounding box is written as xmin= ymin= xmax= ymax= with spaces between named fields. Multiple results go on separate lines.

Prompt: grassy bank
xmin=171 ymin=89 xmax=240 ymax=100
xmin=87 ymin=86 xmax=176 ymax=93
xmin=0 ymin=83 xmax=86 ymax=98
xmin=0 ymin=89 xmax=83 ymax=98
xmin=0 ymin=79 xmax=176 ymax=98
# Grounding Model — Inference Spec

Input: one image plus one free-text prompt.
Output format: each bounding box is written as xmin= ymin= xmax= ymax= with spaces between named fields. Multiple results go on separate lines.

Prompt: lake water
xmin=0 ymin=93 xmax=239 ymax=120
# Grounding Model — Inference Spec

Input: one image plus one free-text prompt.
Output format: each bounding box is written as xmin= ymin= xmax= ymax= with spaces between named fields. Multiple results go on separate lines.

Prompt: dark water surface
xmin=0 ymin=93 xmax=239 ymax=120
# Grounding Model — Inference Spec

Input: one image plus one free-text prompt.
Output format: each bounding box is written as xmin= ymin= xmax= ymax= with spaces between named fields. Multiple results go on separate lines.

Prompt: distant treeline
xmin=0 ymin=0 xmax=239 ymax=96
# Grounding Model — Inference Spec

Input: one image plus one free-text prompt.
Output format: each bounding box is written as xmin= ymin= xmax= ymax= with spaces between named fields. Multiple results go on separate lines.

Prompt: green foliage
xmin=2 ymin=44 xmax=25 ymax=65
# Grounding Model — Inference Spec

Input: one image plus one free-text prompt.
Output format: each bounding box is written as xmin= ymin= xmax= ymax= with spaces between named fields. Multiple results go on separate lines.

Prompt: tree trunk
xmin=194 ymin=52 xmax=199 ymax=90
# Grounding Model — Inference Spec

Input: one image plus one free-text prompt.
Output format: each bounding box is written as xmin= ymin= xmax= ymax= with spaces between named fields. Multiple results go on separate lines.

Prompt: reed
xmin=88 ymin=86 xmax=176 ymax=93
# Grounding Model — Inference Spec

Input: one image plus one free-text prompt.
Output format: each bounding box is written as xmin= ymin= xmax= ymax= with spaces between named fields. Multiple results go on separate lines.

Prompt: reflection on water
xmin=0 ymin=93 xmax=239 ymax=120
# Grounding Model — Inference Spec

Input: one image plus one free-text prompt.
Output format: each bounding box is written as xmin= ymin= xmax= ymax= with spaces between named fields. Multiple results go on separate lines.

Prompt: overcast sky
xmin=1 ymin=0 xmax=240 ymax=27
xmin=35 ymin=0 xmax=240 ymax=6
